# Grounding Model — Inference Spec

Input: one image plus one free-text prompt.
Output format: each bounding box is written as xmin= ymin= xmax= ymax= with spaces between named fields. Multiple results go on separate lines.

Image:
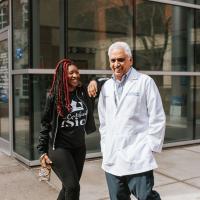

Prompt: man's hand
xmin=87 ymin=80 xmax=98 ymax=97
xmin=40 ymin=154 xmax=52 ymax=168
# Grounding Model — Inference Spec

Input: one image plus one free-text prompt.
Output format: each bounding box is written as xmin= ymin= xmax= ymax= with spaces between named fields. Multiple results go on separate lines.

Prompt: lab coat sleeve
xmin=146 ymin=78 xmax=166 ymax=153
xmin=98 ymin=86 xmax=106 ymax=154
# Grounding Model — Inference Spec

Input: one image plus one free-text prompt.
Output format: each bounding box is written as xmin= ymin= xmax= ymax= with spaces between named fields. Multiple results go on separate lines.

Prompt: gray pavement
xmin=1 ymin=145 xmax=200 ymax=200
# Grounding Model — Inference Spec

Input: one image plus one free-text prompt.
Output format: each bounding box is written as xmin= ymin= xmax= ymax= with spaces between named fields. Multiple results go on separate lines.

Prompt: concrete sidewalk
xmin=1 ymin=145 xmax=200 ymax=200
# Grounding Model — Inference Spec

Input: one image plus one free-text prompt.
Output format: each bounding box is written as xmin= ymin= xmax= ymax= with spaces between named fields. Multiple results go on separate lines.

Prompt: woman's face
xmin=67 ymin=64 xmax=80 ymax=91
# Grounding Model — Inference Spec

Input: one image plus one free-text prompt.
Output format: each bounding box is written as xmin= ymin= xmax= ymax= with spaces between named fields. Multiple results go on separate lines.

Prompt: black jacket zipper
xmin=52 ymin=113 xmax=59 ymax=150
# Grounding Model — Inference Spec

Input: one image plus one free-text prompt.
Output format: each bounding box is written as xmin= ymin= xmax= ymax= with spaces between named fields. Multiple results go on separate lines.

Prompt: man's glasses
xmin=110 ymin=58 xmax=126 ymax=63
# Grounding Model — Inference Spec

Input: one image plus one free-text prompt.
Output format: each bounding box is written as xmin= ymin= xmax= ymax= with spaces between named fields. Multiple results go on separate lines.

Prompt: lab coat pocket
xmin=125 ymin=92 xmax=141 ymax=114
xmin=120 ymin=135 xmax=153 ymax=164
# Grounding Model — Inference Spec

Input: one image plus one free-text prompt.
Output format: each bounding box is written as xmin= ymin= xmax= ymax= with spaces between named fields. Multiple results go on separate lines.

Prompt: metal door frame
xmin=0 ymin=28 xmax=12 ymax=155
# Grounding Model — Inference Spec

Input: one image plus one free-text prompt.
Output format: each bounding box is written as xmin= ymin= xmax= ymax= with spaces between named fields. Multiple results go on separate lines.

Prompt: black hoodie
xmin=37 ymin=85 xmax=96 ymax=155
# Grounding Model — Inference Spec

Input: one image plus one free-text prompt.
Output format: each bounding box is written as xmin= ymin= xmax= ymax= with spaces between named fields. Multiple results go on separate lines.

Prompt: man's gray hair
xmin=108 ymin=41 xmax=132 ymax=58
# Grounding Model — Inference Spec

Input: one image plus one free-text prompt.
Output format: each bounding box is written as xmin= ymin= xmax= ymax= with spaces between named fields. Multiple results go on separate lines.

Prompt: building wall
xmin=0 ymin=0 xmax=200 ymax=164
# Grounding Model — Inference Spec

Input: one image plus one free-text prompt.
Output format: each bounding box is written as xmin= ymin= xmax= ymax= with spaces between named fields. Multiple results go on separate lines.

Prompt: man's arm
xmin=146 ymin=78 xmax=166 ymax=153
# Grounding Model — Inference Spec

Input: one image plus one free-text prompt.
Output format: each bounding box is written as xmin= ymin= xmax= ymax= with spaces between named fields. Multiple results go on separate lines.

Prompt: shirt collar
xmin=112 ymin=67 xmax=133 ymax=83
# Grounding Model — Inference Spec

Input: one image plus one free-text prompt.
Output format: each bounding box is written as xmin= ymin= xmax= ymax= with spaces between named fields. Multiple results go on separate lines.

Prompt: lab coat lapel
xmin=110 ymin=80 xmax=118 ymax=112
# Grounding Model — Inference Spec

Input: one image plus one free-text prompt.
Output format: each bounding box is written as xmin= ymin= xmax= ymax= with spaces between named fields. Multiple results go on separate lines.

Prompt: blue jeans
xmin=105 ymin=170 xmax=161 ymax=200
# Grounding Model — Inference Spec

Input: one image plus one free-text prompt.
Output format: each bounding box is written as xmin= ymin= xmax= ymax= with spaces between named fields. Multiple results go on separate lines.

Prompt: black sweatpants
xmin=48 ymin=146 xmax=86 ymax=200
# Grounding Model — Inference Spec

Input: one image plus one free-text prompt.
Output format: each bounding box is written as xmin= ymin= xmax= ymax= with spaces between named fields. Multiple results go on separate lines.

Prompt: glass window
xmin=12 ymin=0 xmax=30 ymax=69
xmin=85 ymin=97 xmax=100 ymax=153
xmin=195 ymin=9 xmax=200 ymax=72
xmin=0 ymin=38 xmax=9 ymax=140
xmin=32 ymin=0 xmax=60 ymax=69
xmin=150 ymin=0 xmax=197 ymax=4
xmin=171 ymin=0 xmax=196 ymax=3
xmin=152 ymin=75 xmax=194 ymax=143
xmin=13 ymin=75 xmax=31 ymax=159
xmin=32 ymin=74 xmax=52 ymax=159
xmin=135 ymin=1 xmax=196 ymax=72
xmin=68 ymin=0 xmax=134 ymax=69
xmin=0 ymin=0 xmax=9 ymax=30
xmin=195 ymin=77 xmax=200 ymax=139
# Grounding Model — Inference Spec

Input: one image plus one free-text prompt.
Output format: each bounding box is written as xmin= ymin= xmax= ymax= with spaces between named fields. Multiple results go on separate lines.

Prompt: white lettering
xmin=66 ymin=111 xmax=87 ymax=121
xmin=80 ymin=119 xmax=86 ymax=126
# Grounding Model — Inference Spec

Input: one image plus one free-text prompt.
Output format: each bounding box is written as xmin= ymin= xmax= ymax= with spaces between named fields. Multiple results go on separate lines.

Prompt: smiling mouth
xmin=70 ymin=78 xmax=79 ymax=84
xmin=114 ymin=68 xmax=121 ymax=73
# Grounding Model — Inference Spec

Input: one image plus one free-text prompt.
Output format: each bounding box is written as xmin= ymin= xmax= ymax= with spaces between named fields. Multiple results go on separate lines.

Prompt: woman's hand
xmin=40 ymin=154 xmax=52 ymax=168
xmin=87 ymin=80 xmax=98 ymax=97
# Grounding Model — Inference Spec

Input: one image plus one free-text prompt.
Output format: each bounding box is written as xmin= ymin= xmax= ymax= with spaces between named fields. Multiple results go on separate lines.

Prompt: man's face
xmin=109 ymin=48 xmax=132 ymax=80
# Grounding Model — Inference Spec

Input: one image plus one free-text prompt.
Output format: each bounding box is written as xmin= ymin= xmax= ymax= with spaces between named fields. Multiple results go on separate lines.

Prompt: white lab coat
xmin=98 ymin=68 xmax=166 ymax=176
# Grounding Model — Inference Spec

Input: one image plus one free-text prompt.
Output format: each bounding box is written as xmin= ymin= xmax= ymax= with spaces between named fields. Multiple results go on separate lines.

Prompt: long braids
xmin=50 ymin=59 xmax=73 ymax=116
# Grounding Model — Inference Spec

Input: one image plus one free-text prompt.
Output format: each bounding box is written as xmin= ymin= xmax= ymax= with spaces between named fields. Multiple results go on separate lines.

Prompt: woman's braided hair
xmin=50 ymin=58 xmax=75 ymax=116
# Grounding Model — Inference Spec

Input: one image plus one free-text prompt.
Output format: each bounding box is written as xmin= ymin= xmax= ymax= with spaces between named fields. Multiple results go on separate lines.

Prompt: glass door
xmin=0 ymin=30 xmax=10 ymax=154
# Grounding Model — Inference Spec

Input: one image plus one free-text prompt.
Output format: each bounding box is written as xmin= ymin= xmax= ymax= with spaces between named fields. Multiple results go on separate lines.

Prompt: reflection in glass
xmin=13 ymin=0 xmax=29 ymax=69
xmin=152 ymin=75 xmax=193 ymax=143
xmin=135 ymin=1 xmax=196 ymax=72
xmin=32 ymin=74 xmax=52 ymax=159
xmin=33 ymin=0 xmax=60 ymax=69
xmin=13 ymin=75 xmax=30 ymax=159
xmin=0 ymin=0 xmax=9 ymax=30
xmin=68 ymin=0 xmax=133 ymax=70
xmin=0 ymin=39 xmax=9 ymax=140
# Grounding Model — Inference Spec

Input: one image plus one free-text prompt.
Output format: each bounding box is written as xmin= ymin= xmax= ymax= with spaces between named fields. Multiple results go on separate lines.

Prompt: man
xmin=97 ymin=41 xmax=166 ymax=200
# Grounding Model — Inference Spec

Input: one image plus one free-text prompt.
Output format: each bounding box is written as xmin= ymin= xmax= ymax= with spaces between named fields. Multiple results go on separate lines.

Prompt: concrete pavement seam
xmin=155 ymin=171 xmax=200 ymax=190
xmin=97 ymin=197 xmax=109 ymax=200
xmin=182 ymin=148 xmax=200 ymax=154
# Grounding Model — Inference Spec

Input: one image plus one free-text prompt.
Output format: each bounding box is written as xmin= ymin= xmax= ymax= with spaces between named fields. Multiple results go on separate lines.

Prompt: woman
xmin=37 ymin=59 xmax=97 ymax=200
